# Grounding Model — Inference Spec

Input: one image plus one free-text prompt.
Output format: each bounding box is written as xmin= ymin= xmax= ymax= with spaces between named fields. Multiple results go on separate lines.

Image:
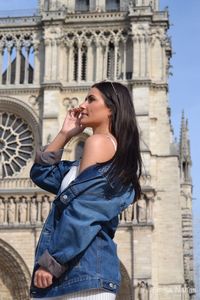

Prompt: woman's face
xmin=79 ymin=87 xmax=111 ymax=128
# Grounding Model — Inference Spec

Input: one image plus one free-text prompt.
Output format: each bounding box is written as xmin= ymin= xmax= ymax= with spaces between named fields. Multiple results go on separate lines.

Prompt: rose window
xmin=0 ymin=112 xmax=34 ymax=177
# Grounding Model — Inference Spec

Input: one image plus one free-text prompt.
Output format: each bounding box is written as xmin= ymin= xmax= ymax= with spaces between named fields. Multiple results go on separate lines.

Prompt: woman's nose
xmin=79 ymin=101 xmax=86 ymax=109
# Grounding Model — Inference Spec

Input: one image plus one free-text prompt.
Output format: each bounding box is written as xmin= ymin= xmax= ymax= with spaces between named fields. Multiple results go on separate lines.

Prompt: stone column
xmin=113 ymin=40 xmax=119 ymax=81
xmin=85 ymin=41 xmax=91 ymax=82
xmin=98 ymin=0 xmax=106 ymax=11
xmin=51 ymin=39 xmax=57 ymax=81
xmin=77 ymin=41 xmax=82 ymax=82
xmin=95 ymin=39 xmax=100 ymax=81
xmin=0 ymin=46 xmax=3 ymax=84
xmin=102 ymin=41 xmax=108 ymax=79
xmin=138 ymin=36 xmax=142 ymax=78
xmin=33 ymin=42 xmax=40 ymax=85
xmin=15 ymin=42 xmax=21 ymax=85
xmin=58 ymin=39 xmax=65 ymax=82
xmin=24 ymin=46 xmax=30 ymax=84
xmin=132 ymin=35 xmax=139 ymax=79
xmin=44 ymin=38 xmax=51 ymax=81
xmin=66 ymin=41 xmax=74 ymax=82
xmin=6 ymin=46 xmax=12 ymax=85
xmin=122 ymin=39 xmax=127 ymax=80
xmin=145 ymin=36 xmax=151 ymax=78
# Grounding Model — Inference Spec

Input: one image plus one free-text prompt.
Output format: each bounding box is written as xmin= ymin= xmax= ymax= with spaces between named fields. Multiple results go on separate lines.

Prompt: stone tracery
xmin=0 ymin=111 xmax=34 ymax=178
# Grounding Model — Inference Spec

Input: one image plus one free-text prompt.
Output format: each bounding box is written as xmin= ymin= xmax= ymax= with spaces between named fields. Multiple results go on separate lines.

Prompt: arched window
xmin=75 ymin=141 xmax=84 ymax=160
xmin=75 ymin=0 xmax=89 ymax=12
xmin=106 ymin=0 xmax=120 ymax=11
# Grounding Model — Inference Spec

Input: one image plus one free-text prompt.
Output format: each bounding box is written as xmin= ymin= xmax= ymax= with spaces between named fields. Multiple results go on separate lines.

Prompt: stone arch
xmin=0 ymin=239 xmax=31 ymax=300
xmin=117 ymin=262 xmax=132 ymax=300
xmin=0 ymin=95 xmax=41 ymax=147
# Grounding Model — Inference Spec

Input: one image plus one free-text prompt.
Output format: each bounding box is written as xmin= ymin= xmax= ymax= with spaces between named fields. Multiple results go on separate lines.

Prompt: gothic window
xmin=73 ymin=44 xmax=78 ymax=81
xmin=73 ymin=43 xmax=87 ymax=82
xmin=0 ymin=112 xmax=34 ymax=178
xmin=75 ymin=141 xmax=84 ymax=160
xmin=75 ymin=0 xmax=89 ymax=12
xmin=106 ymin=0 xmax=120 ymax=11
xmin=1 ymin=35 xmax=34 ymax=85
xmin=81 ymin=44 xmax=87 ymax=81
xmin=107 ymin=42 xmax=115 ymax=79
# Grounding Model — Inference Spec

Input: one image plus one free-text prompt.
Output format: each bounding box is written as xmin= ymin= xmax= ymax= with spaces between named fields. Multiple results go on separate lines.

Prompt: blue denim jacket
xmin=30 ymin=148 xmax=135 ymax=298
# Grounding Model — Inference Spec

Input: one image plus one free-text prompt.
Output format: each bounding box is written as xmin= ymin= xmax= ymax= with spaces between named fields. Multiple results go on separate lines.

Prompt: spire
xmin=179 ymin=111 xmax=192 ymax=183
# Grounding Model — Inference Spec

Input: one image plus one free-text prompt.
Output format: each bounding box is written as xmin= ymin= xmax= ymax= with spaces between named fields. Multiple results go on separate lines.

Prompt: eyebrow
xmin=85 ymin=94 xmax=96 ymax=101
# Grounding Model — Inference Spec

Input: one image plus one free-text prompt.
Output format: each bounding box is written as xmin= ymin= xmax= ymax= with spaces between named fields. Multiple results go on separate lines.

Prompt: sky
xmin=0 ymin=0 xmax=200 ymax=293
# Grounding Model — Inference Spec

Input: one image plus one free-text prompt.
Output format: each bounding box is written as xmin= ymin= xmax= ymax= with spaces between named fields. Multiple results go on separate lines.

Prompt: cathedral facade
xmin=0 ymin=0 xmax=195 ymax=299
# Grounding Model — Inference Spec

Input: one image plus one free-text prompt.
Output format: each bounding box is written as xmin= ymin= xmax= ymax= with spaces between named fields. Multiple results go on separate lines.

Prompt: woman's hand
xmin=34 ymin=266 xmax=53 ymax=289
xmin=61 ymin=107 xmax=86 ymax=139
xmin=43 ymin=107 xmax=86 ymax=152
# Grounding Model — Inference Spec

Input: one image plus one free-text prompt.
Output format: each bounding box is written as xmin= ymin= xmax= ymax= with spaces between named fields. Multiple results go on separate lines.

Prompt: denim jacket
xmin=30 ymin=148 xmax=135 ymax=298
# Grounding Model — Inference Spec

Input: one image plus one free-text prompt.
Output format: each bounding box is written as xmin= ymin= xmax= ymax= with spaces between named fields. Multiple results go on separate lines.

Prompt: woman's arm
xmin=30 ymin=107 xmax=85 ymax=194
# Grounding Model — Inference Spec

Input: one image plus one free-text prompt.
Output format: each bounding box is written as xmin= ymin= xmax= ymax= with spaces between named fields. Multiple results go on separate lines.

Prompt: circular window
xmin=0 ymin=112 xmax=34 ymax=178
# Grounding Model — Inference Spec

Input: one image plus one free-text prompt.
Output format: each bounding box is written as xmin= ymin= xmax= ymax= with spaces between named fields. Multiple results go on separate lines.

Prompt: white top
xmin=60 ymin=135 xmax=117 ymax=193
xmin=60 ymin=164 xmax=80 ymax=193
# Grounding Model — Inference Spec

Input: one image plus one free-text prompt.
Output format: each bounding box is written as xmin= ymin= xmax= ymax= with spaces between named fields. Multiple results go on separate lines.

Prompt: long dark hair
xmin=92 ymin=81 xmax=142 ymax=202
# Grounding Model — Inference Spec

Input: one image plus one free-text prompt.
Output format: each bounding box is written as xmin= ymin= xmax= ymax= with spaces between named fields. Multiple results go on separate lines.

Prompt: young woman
xmin=30 ymin=81 xmax=142 ymax=300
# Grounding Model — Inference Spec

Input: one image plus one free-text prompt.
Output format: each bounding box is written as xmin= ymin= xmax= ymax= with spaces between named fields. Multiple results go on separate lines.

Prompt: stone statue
xmin=19 ymin=197 xmax=27 ymax=224
xmin=137 ymin=198 xmax=147 ymax=223
xmin=128 ymin=1 xmax=135 ymax=14
xmin=8 ymin=198 xmax=15 ymax=224
xmin=125 ymin=204 xmax=133 ymax=222
xmin=41 ymin=196 xmax=50 ymax=222
xmin=0 ymin=198 xmax=4 ymax=224
xmin=30 ymin=196 xmax=37 ymax=224
xmin=138 ymin=281 xmax=147 ymax=300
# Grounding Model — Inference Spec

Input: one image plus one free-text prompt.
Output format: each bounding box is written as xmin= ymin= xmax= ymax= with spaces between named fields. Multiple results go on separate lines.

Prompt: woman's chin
xmin=80 ymin=118 xmax=89 ymax=125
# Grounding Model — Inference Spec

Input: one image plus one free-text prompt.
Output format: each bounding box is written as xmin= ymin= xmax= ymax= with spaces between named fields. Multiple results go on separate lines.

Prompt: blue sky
xmin=160 ymin=0 xmax=200 ymax=291
xmin=1 ymin=0 xmax=200 ymax=290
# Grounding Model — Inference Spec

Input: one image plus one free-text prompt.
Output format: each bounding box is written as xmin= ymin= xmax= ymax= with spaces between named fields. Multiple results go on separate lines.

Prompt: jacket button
xmin=109 ymin=282 xmax=114 ymax=288
xmin=61 ymin=194 xmax=69 ymax=204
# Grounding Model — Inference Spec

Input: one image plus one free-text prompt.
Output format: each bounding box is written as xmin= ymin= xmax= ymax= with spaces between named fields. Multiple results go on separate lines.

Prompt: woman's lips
xmin=80 ymin=113 xmax=88 ymax=117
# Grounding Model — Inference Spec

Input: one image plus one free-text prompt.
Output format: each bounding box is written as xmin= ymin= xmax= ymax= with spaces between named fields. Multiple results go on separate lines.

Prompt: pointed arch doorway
xmin=0 ymin=239 xmax=31 ymax=300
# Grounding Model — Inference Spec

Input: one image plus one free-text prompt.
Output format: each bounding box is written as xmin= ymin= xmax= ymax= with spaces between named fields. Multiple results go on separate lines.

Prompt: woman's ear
xmin=108 ymin=108 xmax=112 ymax=117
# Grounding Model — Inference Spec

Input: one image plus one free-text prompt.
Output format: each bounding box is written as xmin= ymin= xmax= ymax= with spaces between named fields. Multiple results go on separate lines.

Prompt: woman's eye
xmin=88 ymin=97 xmax=95 ymax=103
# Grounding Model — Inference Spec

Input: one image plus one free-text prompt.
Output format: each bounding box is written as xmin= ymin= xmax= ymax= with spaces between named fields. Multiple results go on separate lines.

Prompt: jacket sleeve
xmin=30 ymin=146 xmax=75 ymax=195
xmin=37 ymin=187 xmax=135 ymax=278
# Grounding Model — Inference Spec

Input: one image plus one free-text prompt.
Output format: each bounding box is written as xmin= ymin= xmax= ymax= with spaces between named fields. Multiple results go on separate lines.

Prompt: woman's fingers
xmin=34 ymin=268 xmax=53 ymax=288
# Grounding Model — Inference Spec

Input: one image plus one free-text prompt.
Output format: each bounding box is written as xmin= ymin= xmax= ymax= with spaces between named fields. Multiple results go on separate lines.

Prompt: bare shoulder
xmin=79 ymin=134 xmax=116 ymax=174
